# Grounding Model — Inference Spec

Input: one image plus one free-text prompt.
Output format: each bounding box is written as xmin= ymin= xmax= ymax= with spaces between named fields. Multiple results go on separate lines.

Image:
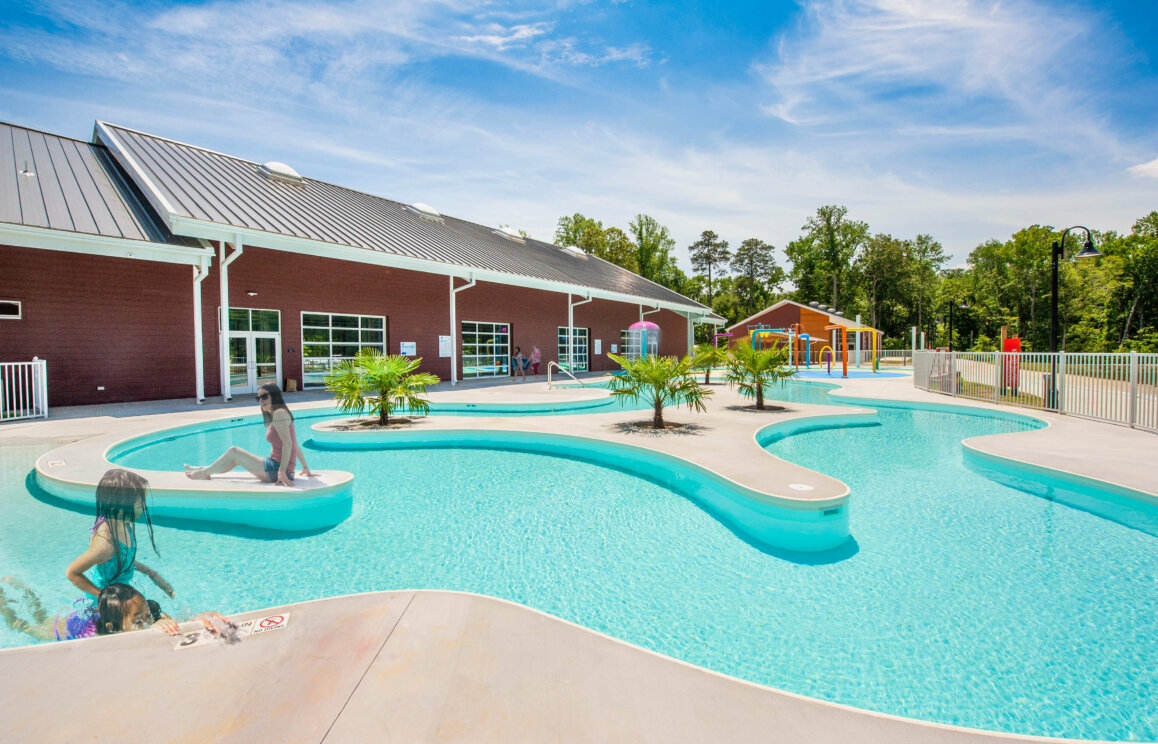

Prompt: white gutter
xmin=0 ymin=223 xmax=211 ymax=265
xmin=449 ymin=275 xmax=476 ymax=385
xmin=640 ymin=305 xmax=661 ymax=321
xmin=568 ymin=293 xmax=593 ymax=371
xmin=219 ymin=235 xmax=244 ymax=401
xmin=192 ymin=254 xmax=211 ymax=403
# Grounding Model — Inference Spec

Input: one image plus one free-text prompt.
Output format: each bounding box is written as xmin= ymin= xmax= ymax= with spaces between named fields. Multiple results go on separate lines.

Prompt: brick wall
xmin=0 ymin=244 xmax=195 ymax=406
xmin=2 ymin=241 xmax=698 ymax=406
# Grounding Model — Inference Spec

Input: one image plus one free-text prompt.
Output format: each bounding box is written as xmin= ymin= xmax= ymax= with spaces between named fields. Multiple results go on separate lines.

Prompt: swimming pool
xmin=4 ymin=382 xmax=1157 ymax=740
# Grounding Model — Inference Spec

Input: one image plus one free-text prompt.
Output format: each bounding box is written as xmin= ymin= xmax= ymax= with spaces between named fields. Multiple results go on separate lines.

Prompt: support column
xmin=193 ymin=257 xmax=210 ymax=403
xmin=568 ymin=293 xmax=592 ymax=372
xmin=449 ymin=275 xmax=476 ymax=385
xmin=855 ymin=314 xmax=862 ymax=368
xmin=218 ymin=238 xmax=244 ymax=401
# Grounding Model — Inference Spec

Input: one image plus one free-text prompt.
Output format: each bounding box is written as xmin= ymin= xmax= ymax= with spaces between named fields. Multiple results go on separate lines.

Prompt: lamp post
xmin=1047 ymin=226 xmax=1102 ymax=407
xmin=948 ymin=300 xmax=968 ymax=352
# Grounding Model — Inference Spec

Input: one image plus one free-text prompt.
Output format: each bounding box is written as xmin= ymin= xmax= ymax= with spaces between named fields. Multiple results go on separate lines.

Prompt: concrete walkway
xmin=0 ymin=590 xmax=1115 ymax=744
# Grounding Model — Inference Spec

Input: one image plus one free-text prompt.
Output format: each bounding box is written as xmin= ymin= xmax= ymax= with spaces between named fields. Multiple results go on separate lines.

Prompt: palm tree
xmin=324 ymin=349 xmax=441 ymax=426
xmin=691 ymin=342 xmax=728 ymax=384
xmin=606 ymin=353 xmax=712 ymax=429
xmin=725 ymin=341 xmax=795 ymax=410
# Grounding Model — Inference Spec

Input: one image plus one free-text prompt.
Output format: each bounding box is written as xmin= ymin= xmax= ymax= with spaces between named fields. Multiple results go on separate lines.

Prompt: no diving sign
xmin=251 ymin=613 xmax=290 ymax=635
xmin=174 ymin=612 xmax=291 ymax=650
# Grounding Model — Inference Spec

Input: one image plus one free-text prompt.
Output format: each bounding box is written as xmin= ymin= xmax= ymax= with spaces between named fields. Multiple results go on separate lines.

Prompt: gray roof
xmin=94 ymin=122 xmax=709 ymax=312
xmin=0 ymin=122 xmax=198 ymax=246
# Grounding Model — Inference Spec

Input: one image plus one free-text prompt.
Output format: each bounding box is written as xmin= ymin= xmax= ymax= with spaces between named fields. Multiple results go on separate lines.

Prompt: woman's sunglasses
xmin=255 ymin=393 xmax=271 ymax=402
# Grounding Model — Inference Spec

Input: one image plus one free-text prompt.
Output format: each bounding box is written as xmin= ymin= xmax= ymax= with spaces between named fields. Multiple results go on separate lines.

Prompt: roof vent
xmin=259 ymin=161 xmax=304 ymax=185
xmin=809 ymin=301 xmax=819 ymax=307
xmin=405 ymin=202 xmax=443 ymax=221
xmin=562 ymin=245 xmax=588 ymax=259
xmin=494 ymin=226 xmax=526 ymax=243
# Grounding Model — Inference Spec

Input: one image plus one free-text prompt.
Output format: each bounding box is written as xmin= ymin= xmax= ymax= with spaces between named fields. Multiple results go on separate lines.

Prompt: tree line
xmin=555 ymin=207 xmax=1158 ymax=352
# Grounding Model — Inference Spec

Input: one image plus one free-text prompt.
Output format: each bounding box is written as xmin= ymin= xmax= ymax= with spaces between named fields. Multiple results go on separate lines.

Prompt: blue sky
xmin=2 ymin=0 xmax=1156 ymax=270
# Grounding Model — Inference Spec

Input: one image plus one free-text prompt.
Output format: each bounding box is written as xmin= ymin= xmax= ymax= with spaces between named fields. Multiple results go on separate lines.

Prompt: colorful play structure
xmin=739 ymin=321 xmax=880 ymax=378
xmin=823 ymin=324 xmax=880 ymax=377
xmin=626 ymin=320 xmax=660 ymax=360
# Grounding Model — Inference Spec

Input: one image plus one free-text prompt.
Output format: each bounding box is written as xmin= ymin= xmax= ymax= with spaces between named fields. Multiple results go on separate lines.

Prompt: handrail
xmin=547 ymin=361 xmax=586 ymax=389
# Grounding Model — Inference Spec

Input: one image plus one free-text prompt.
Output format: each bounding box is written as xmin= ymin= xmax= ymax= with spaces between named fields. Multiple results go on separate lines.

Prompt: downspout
xmin=640 ymin=304 xmax=661 ymax=322
xmin=449 ymin=274 xmax=476 ymax=385
xmin=219 ymin=235 xmax=244 ymax=401
xmin=568 ymin=293 xmax=592 ymax=371
xmin=192 ymin=254 xmax=211 ymax=403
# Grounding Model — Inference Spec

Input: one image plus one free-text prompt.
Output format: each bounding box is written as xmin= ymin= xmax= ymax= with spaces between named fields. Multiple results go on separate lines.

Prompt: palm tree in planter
xmin=725 ymin=341 xmax=795 ymax=410
xmin=325 ymin=349 xmax=441 ymax=426
xmin=606 ymin=353 xmax=712 ymax=429
xmin=692 ymin=342 xmax=729 ymax=384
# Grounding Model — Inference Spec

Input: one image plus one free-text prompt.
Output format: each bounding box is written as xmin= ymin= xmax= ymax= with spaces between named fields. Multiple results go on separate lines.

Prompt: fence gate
xmin=1 ymin=359 xmax=48 ymax=421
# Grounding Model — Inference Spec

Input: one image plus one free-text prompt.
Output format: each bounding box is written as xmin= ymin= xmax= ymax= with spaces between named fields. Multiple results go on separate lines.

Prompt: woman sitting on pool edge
xmin=185 ymin=383 xmax=316 ymax=486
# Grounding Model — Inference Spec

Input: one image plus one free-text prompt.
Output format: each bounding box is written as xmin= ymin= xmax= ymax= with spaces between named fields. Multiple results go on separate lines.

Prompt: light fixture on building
xmin=247 ymin=291 xmax=258 ymax=297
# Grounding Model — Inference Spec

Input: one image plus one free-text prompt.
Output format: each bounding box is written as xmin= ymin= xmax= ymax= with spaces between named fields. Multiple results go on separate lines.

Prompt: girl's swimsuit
xmin=90 ymin=517 xmax=135 ymax=588
xmin=54 ymin=598 xmax=97 ymax=640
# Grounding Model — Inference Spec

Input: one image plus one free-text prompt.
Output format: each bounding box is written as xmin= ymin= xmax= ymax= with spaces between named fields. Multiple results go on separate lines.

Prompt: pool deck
xmin=1 ymin=372 xmax=1154 ymax=743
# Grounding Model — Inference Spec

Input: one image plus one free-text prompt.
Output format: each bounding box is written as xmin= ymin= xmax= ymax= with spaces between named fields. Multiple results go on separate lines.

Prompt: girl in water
xmin=0 ymin=580 xmax=230 ymax=641
xmin=66 ymin=468 xmax=173 ymax=601
xmin=185 ymin=383 xmax=315 ymax=486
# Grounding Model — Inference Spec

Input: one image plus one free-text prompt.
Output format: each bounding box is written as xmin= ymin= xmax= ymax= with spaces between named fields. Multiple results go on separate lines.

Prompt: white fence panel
xmin=913 ymin=351 xmax=1156 ymax=433
xmin=0 ymin=359 xmax=48 ymax=422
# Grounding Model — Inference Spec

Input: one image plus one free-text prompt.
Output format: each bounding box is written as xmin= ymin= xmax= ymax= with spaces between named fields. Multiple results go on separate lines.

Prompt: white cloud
xmin=1127 ymin=157 xmax=1158 ymax=179
xmin=755 ymin=0 xmax=1117 ymax=158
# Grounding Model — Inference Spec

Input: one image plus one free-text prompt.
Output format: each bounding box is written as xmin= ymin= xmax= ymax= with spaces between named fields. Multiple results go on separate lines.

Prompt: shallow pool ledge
xmin=35 ymin=454 xmax=355 ymax=532
xmin=310 ymin=424 xmax=850 ymax=554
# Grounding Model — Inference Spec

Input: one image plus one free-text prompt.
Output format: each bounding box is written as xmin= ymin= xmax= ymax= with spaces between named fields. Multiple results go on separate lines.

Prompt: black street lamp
xmin=948 ymin=300 xmax=968 ymax=352
xmin=1047 ymin=226 xmax=1102 ymax=407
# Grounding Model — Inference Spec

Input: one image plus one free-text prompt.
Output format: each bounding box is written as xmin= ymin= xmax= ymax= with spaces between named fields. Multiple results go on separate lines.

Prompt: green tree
xmin=907 ymin=233 xmax=948 ymax=343
xmin=725 ymin=341 xmax=795 ymax=410
xmin=789 ymin=205 xmax=868 ymax=309
xmin=324 ymin=349 xmax=440 ymax=426
xmin=688 ymin=230 xmax=731 ymax=304
xmin=606 ymin=353 xmax=711 ymax=429
xmin=856 ymin=233 xmax=906 ymax=332
xmin=629 ymin=214 xmax=678 ymax=286
xmin=601 ymin=226 xmax=639 ymax=273
xmin=731 ymin=238 xmax=784 ymax=316
xmin=691 ymin=342 xmax=729 ymax=385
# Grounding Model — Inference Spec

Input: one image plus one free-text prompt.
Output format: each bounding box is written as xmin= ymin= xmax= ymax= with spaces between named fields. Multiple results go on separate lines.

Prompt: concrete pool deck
xmin=1 ymin=372 xmax=1155 ymax=743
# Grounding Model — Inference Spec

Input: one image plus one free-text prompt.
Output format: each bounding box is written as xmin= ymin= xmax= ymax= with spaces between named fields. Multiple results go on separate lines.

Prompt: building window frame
xmin=0 ymin=300 xmax=22 ymax=319
xmin=558 ymin=326 xmax=589 ymax=371
xmin=461 ymin=320 xmax=510 ymax=378
xmin=301 ymin=311 xmax=387 ymax=388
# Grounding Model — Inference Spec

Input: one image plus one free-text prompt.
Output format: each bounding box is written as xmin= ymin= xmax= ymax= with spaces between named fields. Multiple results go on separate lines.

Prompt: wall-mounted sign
xmin=400 ymin=341 xmax=416 ymax=356
xmin=594 ymin=339 xmax=602 ymax=355
xmin=610 ymin=344 xmax=618 ymax=353
xmin=438 ymin=335 xmax=452 ymax=357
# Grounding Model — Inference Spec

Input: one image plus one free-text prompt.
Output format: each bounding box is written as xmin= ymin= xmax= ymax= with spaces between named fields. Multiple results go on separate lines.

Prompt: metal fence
xmin=914 ymin=350 xmax=1157 ymax=432
xmin=0 ymin=359 xmax=48 ymax=422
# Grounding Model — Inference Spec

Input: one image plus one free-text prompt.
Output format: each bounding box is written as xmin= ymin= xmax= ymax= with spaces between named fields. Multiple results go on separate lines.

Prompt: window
xmin=461 ymin=321 xmax=509 ymax=378
xmin=301 ymin=312 xmax=387 ymax=387
xmin=226 ymin=307 xmax=280 ymax=332
xmin=0 ymin=301 xmax=21 ymax=319
xmin=557 ymin=326 xmax=589 ymax=371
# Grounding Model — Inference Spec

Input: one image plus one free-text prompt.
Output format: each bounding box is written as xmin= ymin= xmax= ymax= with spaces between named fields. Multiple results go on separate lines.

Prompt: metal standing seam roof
xmin=0 ymin=122 xmax=199 ymax=247
xmin=93 ymin=122 xmax=711 ymax=312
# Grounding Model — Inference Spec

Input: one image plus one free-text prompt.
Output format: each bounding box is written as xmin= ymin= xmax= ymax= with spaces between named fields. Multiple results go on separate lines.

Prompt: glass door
xmin=225 ymin=308 xmax=281 ymax=395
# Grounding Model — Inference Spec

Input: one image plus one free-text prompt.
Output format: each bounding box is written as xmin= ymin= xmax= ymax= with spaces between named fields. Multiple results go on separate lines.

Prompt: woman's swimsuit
xmin=265 ymin=420 xmax=298 ymax=483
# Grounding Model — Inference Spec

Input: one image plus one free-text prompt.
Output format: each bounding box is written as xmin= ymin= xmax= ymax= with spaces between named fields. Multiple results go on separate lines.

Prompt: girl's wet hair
xmin=95 ymin=583 xmax=145 ymax=635
xmin=94 ymin=469 xmax=157 ymax=582
xmin=258 ymin=383 xmax=293 ymax=426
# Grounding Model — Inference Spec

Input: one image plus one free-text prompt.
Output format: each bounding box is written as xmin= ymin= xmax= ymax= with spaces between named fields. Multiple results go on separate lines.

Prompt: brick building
xmin=1 ymin=121 xmax=719 ymax=407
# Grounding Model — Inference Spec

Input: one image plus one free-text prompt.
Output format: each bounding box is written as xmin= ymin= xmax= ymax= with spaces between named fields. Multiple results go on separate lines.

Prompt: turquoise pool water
xmin=3 ymin=382 xmax=1157 ymax=740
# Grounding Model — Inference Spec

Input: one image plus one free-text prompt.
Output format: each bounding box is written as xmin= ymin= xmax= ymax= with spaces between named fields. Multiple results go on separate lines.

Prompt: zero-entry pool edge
xmin=309 ymin=424 xmax=851 ymax=555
